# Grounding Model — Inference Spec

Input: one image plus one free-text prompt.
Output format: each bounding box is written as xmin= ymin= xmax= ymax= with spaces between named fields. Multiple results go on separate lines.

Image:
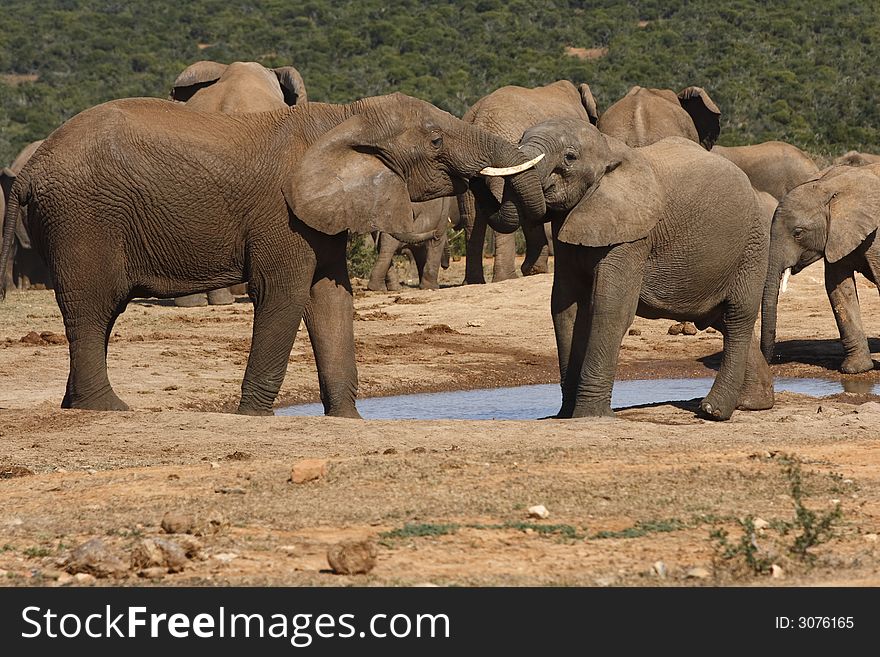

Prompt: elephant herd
xmin=2 ymin=60 xmax=880 ymax=421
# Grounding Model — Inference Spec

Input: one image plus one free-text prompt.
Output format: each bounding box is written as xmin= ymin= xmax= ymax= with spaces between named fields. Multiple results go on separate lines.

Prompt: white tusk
xmin=479 ymin=153 xmax=544 ymax=177
xmin=781 ymin=267 xmax=791 ymax=294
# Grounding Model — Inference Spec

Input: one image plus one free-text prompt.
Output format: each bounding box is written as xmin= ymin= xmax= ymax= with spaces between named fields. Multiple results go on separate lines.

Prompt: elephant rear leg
xmin=701 ymin=305 xmax=758 ymax=420
xmin=56 ymin=286 xmax=130 ymax=411
xmin=367 ymin=233 xmax=398 ymax=292
xmin=711 ymin=320 xmax=774 ymax=411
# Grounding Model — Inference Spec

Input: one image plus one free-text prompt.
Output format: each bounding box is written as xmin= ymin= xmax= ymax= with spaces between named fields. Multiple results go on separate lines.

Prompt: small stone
xmin=753 ymin=518 xmax=770 ymax=532
xmin=523 ymin=527 xmax=535 ymax=535
xmin=864 ymin=533 xmax=878 ymax=543
xmin=667 ymin=322 xmax=684 ymax=335
xmin=327 ymin=540 xmax=378 ymax=575
xmin=686 ymin=567 xmax=711 ymax=579
xmin=290 ymin=458 xmax=328 ymax=484
xmin=209 ymin=462 xmax=220 ymax=469
xmin=770 ymin=564 xmax=784 ymax=579
xmin=856 ymin=401 xmax=880 ymax=414
xmin=652 ymin=561 xmax=668 ymax=578
xmin=56 ymin=572 xmax=74 ymax=586
xmin=213 ymin=552 xmax=239 ymax=563
xmin=627 ymin=328 xmax=642 ymax=336
xmin=64 ymin=538 xmax=128 ymax=578
xmin=466 ymin=320 xmax=484 ymax=327
xmin=85 ymin=468 xmax=97 ymax=475
xmin=527 ymin=505 xmax=550 ymax=519
xmin=130 ymin=538 xmax=188 ymax=573
xmin=73 ymin=573 xmax=96 ymax=584
xmin=214 ymin=486 xmax=246 ymax=494
xmin=682 ymin=322 xmax=698 ymax=336
xmin=161 ymin=512 xmax=197 ymax=535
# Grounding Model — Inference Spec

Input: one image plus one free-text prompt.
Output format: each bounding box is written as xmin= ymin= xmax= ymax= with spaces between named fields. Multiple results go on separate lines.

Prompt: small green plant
xmin=380 ymin=523 xmax=460 ymax=539
xmin=0 ymin=544 xmax=14 ymax=553
xmin=23 ymin=546 xmax=52 ymax=558
xmin=710 ymin=516 xmax=774 ymax=575
xmin=346 ymin=234 xmax=378 ymax=279
xmin=593 ymin=518 xmax=686 ymax=540
xmin=777 ymin=456 xmax=843 ymax=561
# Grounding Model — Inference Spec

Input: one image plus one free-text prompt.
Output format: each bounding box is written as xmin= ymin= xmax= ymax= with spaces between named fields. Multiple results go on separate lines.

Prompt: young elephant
xmin=0 ymin=93 xmax=545 ymax=416
xmin=762 ymin=164 xmax=880 ymax=374
xmin=505 ymin=118 xmax=773 ymax=420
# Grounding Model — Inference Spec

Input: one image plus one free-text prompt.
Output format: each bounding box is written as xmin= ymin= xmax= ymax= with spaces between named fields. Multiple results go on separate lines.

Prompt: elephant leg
xmin=207 ymin=287 xmax=235 ymax=305
xmin=237 ymin=235 xmax=315 ymax=416
xmin=520 ymin=221 xmax=550 ymax=276
xmin=304 ymin=233 xmax=361 ymax=419
xmin=569 ymin=241 xmax=648 ymax=418
xmin=175 ymin=292 xmax=208 ymax=307
xmin=4 ymin=240 xmax=16 ymax=290
xmin=420 ymin=234 xmax=444 ymax=290
xmin=56 ymin=286 xmax=130 ymax=411
xmin=712 ymin=321 xmax=774 ymax=411
xmin=551 ymin=239 xmax=591 ymax=418
xmin=491 ymin=229 xmax=517 ymax=282
xmin=825 ymin=262 xmax=873 ymax=374
xmin=701 ymin=304 xmax=758 ymax=420
xmin=368 ymin=233 xmax=397 ymax=292
xmin=464 ymin=207 xmax=488 ymax=285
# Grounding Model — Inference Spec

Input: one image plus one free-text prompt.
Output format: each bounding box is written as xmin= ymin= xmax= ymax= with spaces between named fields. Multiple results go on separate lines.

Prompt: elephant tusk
xmin=479 ymin=153 xmax=544 ymax=177
xmin=781 ymin=267 xmax=791 ymax=294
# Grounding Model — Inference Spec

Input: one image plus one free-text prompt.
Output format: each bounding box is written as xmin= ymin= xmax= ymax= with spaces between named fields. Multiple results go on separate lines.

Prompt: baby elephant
xmin=762 ymin=164 xmax=880 ymax=373
xmin=504 ymin=118 xmax=774 ymax=420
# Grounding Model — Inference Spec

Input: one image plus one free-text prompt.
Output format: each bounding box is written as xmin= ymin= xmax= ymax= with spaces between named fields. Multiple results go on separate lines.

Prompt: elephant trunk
xmin=388 ymin=228 xmax=439 ymax=245
xmin=495 ymin=142 xmax=551 ymax=234
xmin=0 ymin=172 xmax=23 ymax=302
xmin=760 ymin=253 xmax=788 ymax=363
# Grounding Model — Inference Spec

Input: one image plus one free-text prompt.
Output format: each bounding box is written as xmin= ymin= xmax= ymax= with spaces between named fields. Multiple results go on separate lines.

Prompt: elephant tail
xmin=0 ymin=172 xmax=27 ymax=302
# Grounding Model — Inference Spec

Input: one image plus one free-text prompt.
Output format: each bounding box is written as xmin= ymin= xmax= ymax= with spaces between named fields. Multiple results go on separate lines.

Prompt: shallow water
xmin=278 ymin=377 xmax=874 ymax=420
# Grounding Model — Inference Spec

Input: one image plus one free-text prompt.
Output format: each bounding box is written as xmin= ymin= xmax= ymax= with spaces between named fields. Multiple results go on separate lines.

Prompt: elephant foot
xmin=235 ymin=405 xmax=274 ymax=417
xmin=326 ymin=406 xmax=363 ymax=419
xmin=175 ymin=293 xmax=208 ymax=308
xmin=562 ymin=403 xmax=615 ymax=419
xmin=737 ymin=386 xmax=775 ymax=411
xmin=419 ymin=281 xmax=440 ymax=290
xmin=207 ymin=288 xmax=235 ymax=305
xmin=841 ymin=354 xmax=874 ymax=374
xmin=521 ymin=264 xmax=549 ymax=276
xmin=367 ymin=281 xmax=386 ymax=292
xmin=228 ymin=283 xmax=248 ymax=296
xmin=62 ymin=389 xmax=130 ymax=412
xmin=699 ymin=395 xmax=735 ymax=421
xmin=491 ymin=271 xmax=517 ymax=283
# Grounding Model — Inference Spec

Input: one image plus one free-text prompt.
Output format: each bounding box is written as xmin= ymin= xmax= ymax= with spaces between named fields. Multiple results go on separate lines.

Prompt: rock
xmin=64 ymin=538 xmax=128 ymax=578
xmin=771 ymin=564 xmax=784 ymax=579
xmin=466 ymin=320 xmax=484 ymax=327
xmin=290 ymin=458 xmax=328 ymax=484
xmin=627 ymin=328 xmax=642 ymax=336
xmin=327 ymin=540 xmax=378 ymax=575
xmin=56 ymin=572 xmax=74 ymax=586
xmin=130 ymin=537 xmax=188 ymax=573
xmin=753 ymin=518 xmax=770 ymax=532
xmin=667 ymin=322 xmax=684 ymax=335
xmin=20 ymin=331 xmax=46 ymax=345
xmin=682 ymin=322 xmax=698 ymax=335
xmin=527 ymin=504 xmax=550 ymax=519
xmin=74 ymin=573 xmax=97 ymax=584
xmin=212 ymin=552 xmax=239 ymax=563
xmin=161 ymin=511 xmax=197 ymax=535
xmin=685 ymin=567 xmax=711 ymax=579
xmin=652 ymin=561 xmax=668 ymax=578
xmin=864 ymin=533 xmax=878 ymax=543
xmin=856 ymin=401 xmax=880 ymax=414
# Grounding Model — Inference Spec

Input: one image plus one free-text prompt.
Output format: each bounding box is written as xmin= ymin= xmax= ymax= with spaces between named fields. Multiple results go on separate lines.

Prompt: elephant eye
xmin=793 ymin=227 xmax=805 ymax=238
xmin=430 ymin=135 xmax=443 ymax=149
xmin=563 ymin=151 xmax=577 ymax=164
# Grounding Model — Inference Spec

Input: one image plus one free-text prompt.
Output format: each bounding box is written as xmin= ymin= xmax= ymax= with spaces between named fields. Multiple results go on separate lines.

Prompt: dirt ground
xmin=1 ymin=256 xmax=880 ymax=587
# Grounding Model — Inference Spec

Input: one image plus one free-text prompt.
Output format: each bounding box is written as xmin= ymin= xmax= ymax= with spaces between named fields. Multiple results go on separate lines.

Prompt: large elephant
xmin=458 ymin=80 xmax=599 ymax=284
xmin=761 ymin=164 xmax=880 ymax=374
xmin=712 ymin=141 xmax=819 ymax=201
xmin=368 ymin=197 xmax=454 ymax=291
xmin=597 ymin=85 xmax=720 ymax=150
xmin=503 ymin=118 xmax=773 ymax=420
xmin=0 ymin=93 xmax=545 ymax=415
xmin=1 ymin=140 xmax=52 ymax=291
xmin=170 ymin=60 xmax=308 ymax=307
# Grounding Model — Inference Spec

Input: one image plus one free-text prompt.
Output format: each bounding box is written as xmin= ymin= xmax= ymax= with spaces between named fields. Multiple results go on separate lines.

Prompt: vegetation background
xmin=1 ymin=0 xmax=879 ymax=165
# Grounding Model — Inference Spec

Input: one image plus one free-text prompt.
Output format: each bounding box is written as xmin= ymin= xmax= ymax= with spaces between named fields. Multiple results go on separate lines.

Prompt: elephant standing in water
xmin=502 ymin=119 xmax=773 ymax=420
xmin=458 ymin=80 xmax=599 ymax=284
xmin=368 ymin=197 xmax=455 ymax=291
xmin=0 ymin=93 xmax=545 ymax=416
xmin=1 ymin=140 xmax=53 ymax=291
xmin=169 ymin=60 xmax=307 ymax=307
xmin=762 ymin=164 xmax=880 ymax=374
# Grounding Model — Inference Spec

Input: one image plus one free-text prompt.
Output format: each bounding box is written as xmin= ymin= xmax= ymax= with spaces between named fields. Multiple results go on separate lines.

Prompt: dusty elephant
xmin=713 ymin=141 xmax=819 ymax=201
xmin=458 ymin=80 xmax=599 ymax=284
xmin=1 ymin=140 xmax=52 ymax=291
xmin=762 ymin=164 xmax=880 ymax=374
xmin=504 ymin=118 xmax=773 ymax=420
xmin=597 ymin=85 xmax=720 ymax=150
xmin=169 ymin=60 xmax=308 ymax=307
xmin=368 ymin=197 xmax=454 ymax=291
xmin=0 ymin=93 xmax=545 ymax=416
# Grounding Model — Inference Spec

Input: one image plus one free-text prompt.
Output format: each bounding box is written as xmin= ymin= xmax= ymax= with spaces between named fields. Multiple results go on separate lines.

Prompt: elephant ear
xmin=578 ymin=83 xmax=600 ymax=125
xmin=170 ymin=61 xmax=228 ymax=102
xmin=557 ymin=143 xmax=662 ymax=247
xmin=283 ymin=114 xmax=413 ymax=236
xmin=0 ymin=167 xmax=14 ymax=199
xmin=824 ymin=169 xmax=880 ymax=263
xmin=273 ymin=66 xmax=308 ymax=105
xmin=677 ymin=86 xmax=720 ymax=150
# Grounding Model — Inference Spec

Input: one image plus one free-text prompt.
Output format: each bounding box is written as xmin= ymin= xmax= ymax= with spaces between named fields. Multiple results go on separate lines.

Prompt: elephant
xmin=458 ymin=80 xmax=599 ymax=284
xmin=169 ymin=60 xmax=308 ymax=307
xmin=0 ymin=93 xmax=546 ymax=416
xmin=1 ymin=140 xmax=53 ymax=291
xmin=761 ymin=164 xmax=880 ymax=374
xmin=712 ymin=141 xmax=820 ymax=201
xmin=597 ymin=85 xmax=720 ymax=150
xmin=368 ymin=197 xmax=454 ymax=291
xmin=834 ymin=151 xmax=880 ymax=167
xmin=502 ymin=118 xmax=773 ymax=420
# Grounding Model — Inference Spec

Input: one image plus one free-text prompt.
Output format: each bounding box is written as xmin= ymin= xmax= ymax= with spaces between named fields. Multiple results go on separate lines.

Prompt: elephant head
xmin=170 ymin=60 xmax=308 ymax=106
xmin=497 ymin=117 xmax=662 ymax=243
xmin=286 ymin=93 xmax=546 ymax=237
xmin=761 ymin=165 xmax=880 ymax=361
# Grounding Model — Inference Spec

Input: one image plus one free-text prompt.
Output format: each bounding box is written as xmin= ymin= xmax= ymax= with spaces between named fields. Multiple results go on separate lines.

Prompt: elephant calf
xmin=0 ymin=93 xmax=545 ymax=415
xmin=505 ymin=118 xmax=774 ymax=420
